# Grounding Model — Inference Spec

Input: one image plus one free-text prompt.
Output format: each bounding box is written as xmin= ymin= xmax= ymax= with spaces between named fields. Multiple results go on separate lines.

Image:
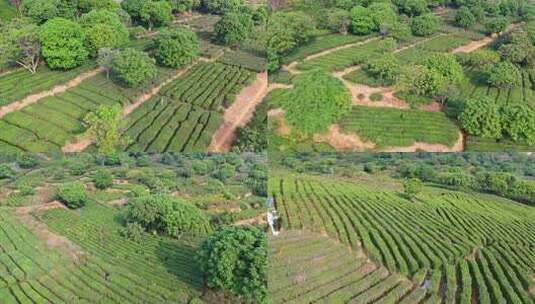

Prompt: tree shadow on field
xmin=156 ymin=236 xmax=206 ymax=290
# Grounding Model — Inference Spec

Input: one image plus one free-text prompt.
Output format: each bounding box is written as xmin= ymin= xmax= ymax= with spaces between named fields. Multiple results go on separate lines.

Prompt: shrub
xmin=55 ymin=182 xmax=88 ymax=209
xmin=487 ymin=61 xmax=522 ymax=88
xmin=119 ymin=222 xmax=145 ymax=243
xmin=0 ymin=164 xmax=13 ymax=179
xmin=370 ymin=92 xmax=384 ymax=101
xmin=123 ymin=194 xmax=212 ymax=237
xmin=350 ymin=6 xmax=374 ymax=35
xmin=155 ymin=27 xmax=200 ymax=68
xmin=39 ymin=18 xmax=89 ymax=69
xmin=484 ymin=17 xmax=508 ymax=35
xmin=455 ymin=6 xmax=476 ymax=28
xmin=111 ymin=48 xmax=157 ymax=87
xmin=17 ymin=154 xmax=39 ymax=169
xmin=196 ymin=226 xmax=267 ymax=303
xmin=366 ymin=54 xmax=400 ymax=85
xmin=93 ymin=169 xmax=113 ymax=189
xmin=403 ymin=178 xmax=423 ymax=200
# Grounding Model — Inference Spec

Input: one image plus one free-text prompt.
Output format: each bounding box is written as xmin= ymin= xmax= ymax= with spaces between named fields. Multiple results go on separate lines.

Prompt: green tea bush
xmin=123 ymin=194 xmax=212 ymax=237
xmin=17 ymin=154 xmax=39 ymax=169
xmin=93 ymin=169 xmax=113 ymax=189
xmin=0 ymin=164 xmax=13 ymax=179
xmin=55 ymin=182 xmax=88 ymax=209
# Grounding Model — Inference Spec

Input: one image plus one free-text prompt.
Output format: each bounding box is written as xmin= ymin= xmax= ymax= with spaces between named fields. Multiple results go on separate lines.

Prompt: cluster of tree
xmin=400 ymin=164 xmax=535 ymax=204
xmin=459 ymin=97 xmax=535 ymax=144
xmin=455 ymin=27 xmax=535 ymax=144
xmin=1 ymin=0 xmax=200 ymax=85
xmin=275 ymin=152 xmax=535 ymax=205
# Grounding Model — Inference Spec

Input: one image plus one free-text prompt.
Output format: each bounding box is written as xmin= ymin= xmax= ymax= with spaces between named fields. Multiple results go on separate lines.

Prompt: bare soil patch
xmin=0 ymin=67 xmax=104 ymax=119
xmin=13 ymin=201 xmax=84 ymax=261
xmin=313 ymin=124 xmax=376 ymax=151
xmin=208 ymin=72 xmax=268 ymax=152
xmin=107 ymin=198 xmax=128 ymax=206
xmin=233 ymin=213 xmax=266 ymax=226
xmin=419 ymin=101 xmax=444 ymax=112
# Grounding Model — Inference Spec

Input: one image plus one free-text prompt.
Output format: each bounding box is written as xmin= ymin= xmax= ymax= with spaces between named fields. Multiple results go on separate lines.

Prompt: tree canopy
xmin=214 ymin=11 xmax=253 ymax=47
xmin=80 ymin=9 xmax=128 ymax=56
xmin=38 ymin=17 xmax=88 ymax=69
xmin=155 ymin=27 xmax=200 ymax=68
xmin=196 ymin=226 xmax=267 ymax=304
xmin=83 ymin=104 xmax=129 ymax=154
xmin=110 ymin=48 xmax=157 ymax=87
xmin=280 ymin=69 xmax=352 ymax=134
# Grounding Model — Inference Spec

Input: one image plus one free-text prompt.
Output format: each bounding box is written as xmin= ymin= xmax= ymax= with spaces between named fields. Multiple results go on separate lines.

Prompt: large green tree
xmin=281 ymin=70 xmax=352 ymax=134
xmin=155 ymin=27 xmax=200 ymax=68
xmin=459 ymin=97 xmax=503 ymax=139
xmin=455 ymin=6 xmax=476 ymax=28
xmin=80 ymin=9 xmax=129 ymax=56
xmin=196 ymin=226 xmax=267 ymax=304
xmin=410 ymin=13 xmax=439 ymax=36
xmin=487 ymin=61 xmax=522 ymax=88
xmin=110 ymin=48 xmax=157 ymax=87
xmin=214 ymin=11 xmax=253 ymax=47
xmin=350 ymin=6 xmax=374 ymax=35
xmin=38 ymin=17 xmax=88 ymax=69
xmin=502 ymin=103 xmax=535 ymax=144
xmin=0 ymin=19 xmax=40 ymax=73
xmin=140 ymin=0 xmax=172 ymax=30
xmin=204 ymin=0 xmax=245 ymax=14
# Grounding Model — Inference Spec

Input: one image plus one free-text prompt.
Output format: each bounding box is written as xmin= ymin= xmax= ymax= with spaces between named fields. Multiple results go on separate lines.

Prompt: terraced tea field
xmin=123 ymin=62 xmax=254 ymax=152
xmin=338 ymin=106 xmax=460 ymax=149
xmin=0 ymin=206 xmax=203 ymax=303
xmin=268 ymin=172 xmax=535 ymax=303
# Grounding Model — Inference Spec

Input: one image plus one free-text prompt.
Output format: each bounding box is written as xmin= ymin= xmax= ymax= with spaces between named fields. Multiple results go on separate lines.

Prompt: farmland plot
xmin=0 ymin=207 xmax=202 ymax=303
xmin=0 ymin=64 xmax=95 ymax=106
xmin=123 ymin=62 xmax=254 ymax=152
xmin=338 ymin=106 xmax=460 ymax=149
xmin=268 ymin=173 xmax=535 ymax=303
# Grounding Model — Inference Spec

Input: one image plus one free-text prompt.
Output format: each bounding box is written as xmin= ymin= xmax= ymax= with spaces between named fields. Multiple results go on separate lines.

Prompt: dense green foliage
xmin=155 ymin=27 xmax=200 ymax=68
xmin=79 ymin=9 xmax=128 ymax=56
xmin=55 ymin=182 xmax=88 ymax=208
xmin=197 ymin=226 xmax=267 ymax=303
xmin=38 ymin=17 xmax=88 ymax=69
xmin=279 ymin=70 xmax=351 ymax=134
xmin=214 ymin=11 xmax=253 ymax=47
xmin=124 ymin=194 xmax=212 ymax=237
xmin=110 ymin=48 xmax=157 ymax=87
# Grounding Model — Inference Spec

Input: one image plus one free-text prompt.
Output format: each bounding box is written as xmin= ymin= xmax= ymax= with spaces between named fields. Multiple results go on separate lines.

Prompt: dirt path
xmin=61 ymin=63 xmax=197 ymax=153
xmin=313 ymin=124 xmax=376 ymax=151
xmin=451 ymin=23 xmax=521 ymax=54
xmin=268 ymin=83 xmax=294 ymax=91
xmin=13 ymin=201 xmax=85 ymax=261
xmin=208 ymin=72 xmax=269 ymax=152
xmin=233 ymin=214 xmax=266 ymax=226
xmin=0 ymin=67 xmax=104 ymax=119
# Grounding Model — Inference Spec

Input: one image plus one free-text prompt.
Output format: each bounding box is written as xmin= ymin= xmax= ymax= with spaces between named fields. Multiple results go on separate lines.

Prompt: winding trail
xmin=62 ymin=63 xmax=197 ymax=153
xmin=208 ymin=71 xmax=268 ymax=152
xmin=0 ymin=67 xmax=104 ymax=119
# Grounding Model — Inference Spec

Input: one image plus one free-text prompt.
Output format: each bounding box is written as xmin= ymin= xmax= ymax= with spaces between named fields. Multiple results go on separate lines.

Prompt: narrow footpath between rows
xmin=62 ymin=62 xmax=198 ymax=153
xmin=207 ymin=71 xmax=268 ymax=152
xmin=0 ymin=67 xmax=104 ymax=119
